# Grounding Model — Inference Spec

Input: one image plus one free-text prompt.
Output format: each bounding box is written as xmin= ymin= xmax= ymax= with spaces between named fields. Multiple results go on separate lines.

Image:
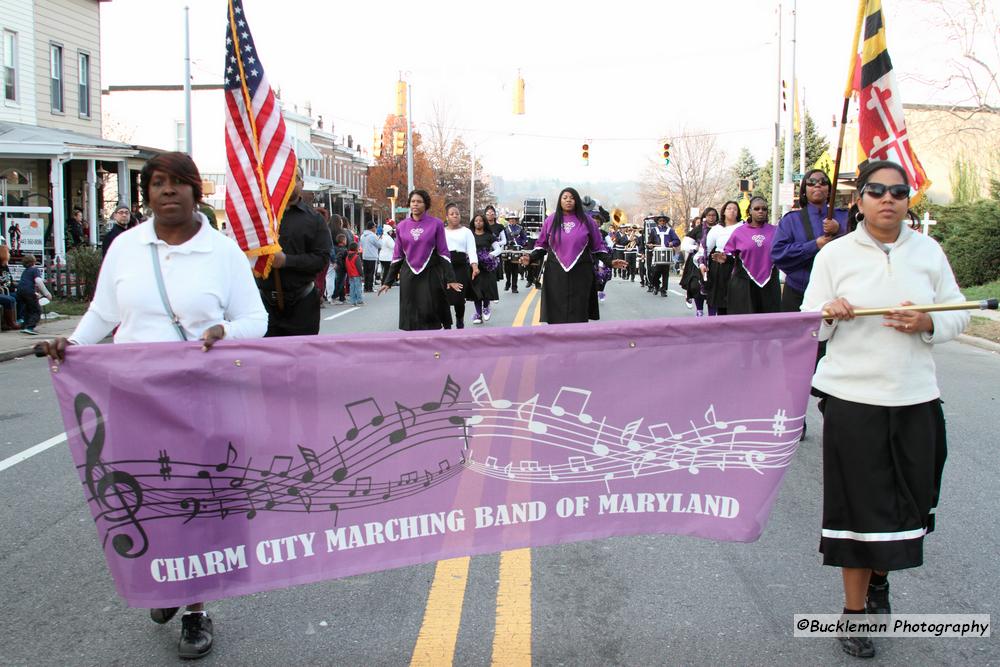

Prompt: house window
xmin=78 ymin=52 xmax=90 ymax=117
xmin=2 ymin=31 xmax=16 ymax=103
xmin=50 ymin=44 xmax=63 ymax=112
xmin=175 ymin=121 xmax=186 ymax=152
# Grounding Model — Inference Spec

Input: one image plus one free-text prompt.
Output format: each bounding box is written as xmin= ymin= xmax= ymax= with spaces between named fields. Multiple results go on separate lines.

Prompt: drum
xmin=652 ymin=247 xmax=671 ymax=266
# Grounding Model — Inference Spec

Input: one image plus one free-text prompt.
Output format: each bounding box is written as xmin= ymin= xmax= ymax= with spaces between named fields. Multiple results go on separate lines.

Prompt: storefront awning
xmin=0 ymin=121 xmax=137 ymax=160
xmin=293 ymin=137 xmax=323 ymax=162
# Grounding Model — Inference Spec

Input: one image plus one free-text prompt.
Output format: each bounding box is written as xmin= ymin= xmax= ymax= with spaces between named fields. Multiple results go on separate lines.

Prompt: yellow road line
xmin=410 ymin=557 xmax=471 ymax=666
xmin=491 ymin=547 xmax=533 ymax=666
xmin=410 ymin=288 xmax=539 ymax=666
xmin=531 ymin=294 xmax=542 ymax=326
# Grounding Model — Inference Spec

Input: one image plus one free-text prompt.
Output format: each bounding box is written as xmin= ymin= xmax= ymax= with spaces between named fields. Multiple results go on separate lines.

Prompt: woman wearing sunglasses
xmin=772 ymin=169 xmax=850 ymax=312
xmin=722 ymin=196 xmax=781 ymax=314
xmin=802 ymin=160 xmax=969 ymax=659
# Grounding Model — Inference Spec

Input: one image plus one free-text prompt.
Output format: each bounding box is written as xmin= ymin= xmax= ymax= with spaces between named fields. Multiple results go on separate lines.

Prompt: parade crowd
xmin=29 ymin=152 xmax=972 ymax=661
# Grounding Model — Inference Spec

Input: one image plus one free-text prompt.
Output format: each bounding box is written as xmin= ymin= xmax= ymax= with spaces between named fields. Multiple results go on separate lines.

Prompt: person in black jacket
xmin=102 ymin=202 xmax=132 ymax=257
xmin=256 ymin=166 xmax=332 ymax=336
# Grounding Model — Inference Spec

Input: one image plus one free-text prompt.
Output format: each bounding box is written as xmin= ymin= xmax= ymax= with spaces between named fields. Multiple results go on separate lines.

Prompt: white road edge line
xmin=323 ymin=306 xmax=363 ymax=321
xmin=669 ymin=289 xmax=686 ymax=297
xmin=0 ymin=432 xmax=67 ymax=473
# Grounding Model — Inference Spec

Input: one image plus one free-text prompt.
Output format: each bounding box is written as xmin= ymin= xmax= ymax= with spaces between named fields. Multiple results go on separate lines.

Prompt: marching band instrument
xmin=822 ymin=299 xmax=998 ymax=318
xmin=611 ymin=208 xmax=628 ymax=227
xmin=652 ymin=247 xmax=672 ymax=266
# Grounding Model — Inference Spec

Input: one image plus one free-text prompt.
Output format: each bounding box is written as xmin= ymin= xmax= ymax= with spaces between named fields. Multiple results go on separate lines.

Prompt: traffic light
xmin=392 ymin=131 xmax=405 ymax=156
xmin=372 ymin=129 xmax=384 ymax=158
xmin=513 ymin=73 xmax=525 ymax=115
xmin=395 ymin=80 xmax=407 ymax=117
xmin=781 ymin=79 xmax=788 ymax=112
xmin=385 ymin=185 xmax=398 ymax=199
xmin=662 ymin=142 xmax=671 ymax=166
xmin=581 ymin=143 xmax=590 ymax=166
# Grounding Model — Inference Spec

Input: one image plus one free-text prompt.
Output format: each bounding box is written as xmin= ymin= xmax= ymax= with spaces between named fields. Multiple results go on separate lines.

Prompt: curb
xmin=0 ymin=344 xmax=39 ymax=363
xmin=956 ymin=333 xmax=1000 ymax=354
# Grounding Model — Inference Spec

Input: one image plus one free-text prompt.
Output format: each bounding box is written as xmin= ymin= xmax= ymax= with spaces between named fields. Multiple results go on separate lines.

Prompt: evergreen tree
xmin=729 ymin=147 xmax=761 ymax=200
xmin=755 ymin=109 xmax=830 ymax=206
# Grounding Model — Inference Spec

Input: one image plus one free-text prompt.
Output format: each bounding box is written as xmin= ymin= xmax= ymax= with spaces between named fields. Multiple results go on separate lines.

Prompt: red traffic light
xmin=581 ymin=143 xmax=590 ymax=160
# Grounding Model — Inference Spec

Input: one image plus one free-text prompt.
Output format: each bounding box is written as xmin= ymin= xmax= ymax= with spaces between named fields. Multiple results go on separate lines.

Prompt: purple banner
xmin=49 ymin=313 xmax=820 ymax=607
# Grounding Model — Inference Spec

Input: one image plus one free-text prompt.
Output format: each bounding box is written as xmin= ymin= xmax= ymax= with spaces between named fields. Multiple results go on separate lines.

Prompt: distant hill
xmin=491 ymin=178 xmax=639 ymax=212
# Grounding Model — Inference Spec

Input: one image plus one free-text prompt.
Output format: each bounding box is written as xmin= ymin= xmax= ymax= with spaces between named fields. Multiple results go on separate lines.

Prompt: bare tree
xmin=903 ymin=0 xmax=1000 ymax=119
xmin=420 ymin=99 xmax=495 ymax=215
xmin=637 ymin=129 xmax=730 ymax=225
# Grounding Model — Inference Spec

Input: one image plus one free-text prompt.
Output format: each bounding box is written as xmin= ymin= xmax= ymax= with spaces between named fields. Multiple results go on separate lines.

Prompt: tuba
xmin=611 ymin=208 xmax=628 ymax=227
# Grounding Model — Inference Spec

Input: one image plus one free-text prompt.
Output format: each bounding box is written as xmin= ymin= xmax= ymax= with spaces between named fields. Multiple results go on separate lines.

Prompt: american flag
xmin=223 ymin=0 xmax=296 ymax=276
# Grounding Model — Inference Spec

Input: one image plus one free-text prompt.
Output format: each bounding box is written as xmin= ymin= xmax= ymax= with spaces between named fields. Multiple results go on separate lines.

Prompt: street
xmin=1 ymin=276 xmax=997 ymax=666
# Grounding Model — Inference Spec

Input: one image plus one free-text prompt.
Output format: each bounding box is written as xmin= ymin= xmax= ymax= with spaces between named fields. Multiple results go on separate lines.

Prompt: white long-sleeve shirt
xmin=70 ymin=213 xmax=267 ymax=345
xmin=695 ymin=222 xmax=742 ymax=265
xmin=802 ymin=223 xmax=969 ymax=407
xmin=444 ymin=226 xmax=478 ymax=262
xmin=378 ymin=233 xmax=395 ymax=262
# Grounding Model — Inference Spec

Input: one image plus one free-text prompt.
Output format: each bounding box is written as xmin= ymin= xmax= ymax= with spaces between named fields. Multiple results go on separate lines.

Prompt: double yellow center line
xmin=409 ymin=288 xmax=540 ymax=666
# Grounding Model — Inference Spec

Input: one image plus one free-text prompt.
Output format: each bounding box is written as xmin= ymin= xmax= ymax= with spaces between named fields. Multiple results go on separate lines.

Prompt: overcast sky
xmin=100 ymin=0 xmax=968 ymax=183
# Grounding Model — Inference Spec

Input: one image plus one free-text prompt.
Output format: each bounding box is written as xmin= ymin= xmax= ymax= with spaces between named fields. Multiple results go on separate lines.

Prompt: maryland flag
xmin=851 ymin=0 xmax=931 ymax=201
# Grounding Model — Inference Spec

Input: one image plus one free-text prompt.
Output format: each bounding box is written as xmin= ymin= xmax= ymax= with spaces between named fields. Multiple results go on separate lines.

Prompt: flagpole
xmin=771 ymin=1 xmax=781 ymax=211
xmin=781 ymin=0 xmax=797 ymax=217
xmin=828 ymin=0 xmax=868 ymax=213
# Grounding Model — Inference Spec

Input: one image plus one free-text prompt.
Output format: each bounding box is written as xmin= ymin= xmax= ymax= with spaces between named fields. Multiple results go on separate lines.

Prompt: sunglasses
xmin=805 ymin=178 xmax=830 ymax=187
xmin=862 ymin=182 xmax=910 ymax=201
xmin=750 ymin=206 xmax=768 ymax=211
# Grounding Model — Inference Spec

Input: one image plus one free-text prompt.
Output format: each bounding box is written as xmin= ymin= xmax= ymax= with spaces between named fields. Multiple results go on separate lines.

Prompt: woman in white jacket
xmin=802 ymin=160 xmax=969 ymax=659
xmin=378 ymin=225 xmax=396 ymax=285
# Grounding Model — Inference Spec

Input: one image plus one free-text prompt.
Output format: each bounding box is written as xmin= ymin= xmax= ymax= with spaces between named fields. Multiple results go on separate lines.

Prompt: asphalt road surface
xmin=1 ymin=274 xmax=997 ymax=666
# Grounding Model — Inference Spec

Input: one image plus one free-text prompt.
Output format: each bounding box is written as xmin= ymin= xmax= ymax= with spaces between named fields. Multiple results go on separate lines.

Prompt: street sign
xmin=394 ymin=206 xmax=409 ymax=213
xmin=778 ymin=183 xmax=796 ymax=208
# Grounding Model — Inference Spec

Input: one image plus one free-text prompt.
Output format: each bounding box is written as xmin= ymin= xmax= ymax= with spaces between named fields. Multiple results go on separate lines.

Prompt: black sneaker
xmin=837 ymin=635 xmax=875 ymax=658
xmin=866 ymin=581 xmax=891 ymax=616
xmin=150 ymin=607 xmax=179 ymax=624
xmin=178 ymin=613 xmax=214 ymax=660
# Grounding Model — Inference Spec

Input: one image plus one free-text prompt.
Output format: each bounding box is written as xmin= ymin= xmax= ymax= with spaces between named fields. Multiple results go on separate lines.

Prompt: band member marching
xmin=502 ymin=213 xmax=527 ymax=294
xmin=443 ymin=202 xmax=478 ymax=329
xmin=646 ymin=215 xmax=680 ymax=297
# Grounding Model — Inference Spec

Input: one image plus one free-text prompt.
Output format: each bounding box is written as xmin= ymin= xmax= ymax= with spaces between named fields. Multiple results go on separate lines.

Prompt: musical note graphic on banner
xmin=214 ymin=442 xmax=238 ymax=472
xmin=438 ymin=459 xmax=451 ymax=473
xmin=568 ymin=455 xmax=593 ymax=472
xmin=389 ymin=402 xmax=418 ymax=444
xmin=470 ymin=374 xmax=512 ymax=409
xmin=349 ymin=476 xmax=373 ymax=497
xmin=516 ymin=394 xmax=548 ymax=434
xmin=399 ymin=471 xmax=419 ymax=486
xmin=422 ymin=375 xmax=461 ymax=412
xmin=519 ymin=460 xmax=541 ymax=472
xmin=667 ymin=445 xmax=700 ymax=474
xmin=551 ymin=387 xmax=593 ymax=424
xmin=485 ymin=455 xmax=498 ymax=469
xmin=262 ymin=455 xmax=293 ymax=478
xmin=620 ymin=418 xmax=644 ymax=452
xmin=647 ymin=421 xmax=680 ymax=443
xmin=630 ymin=451 xmax=655 ymax=478
xmin=744 ymin=451 xmax=765 ymax=474
xmin=344 ymin=397 xmax=386 ymax=440
xmin=590 ymin=417 xmax=609 ymax=456
xmin=229 ymin=457 xmax=253 ymax=488
xmin=329 ymin=439 xmax=348 ymax=483
xmin=297 ymin=445 xmax=321 ymax=483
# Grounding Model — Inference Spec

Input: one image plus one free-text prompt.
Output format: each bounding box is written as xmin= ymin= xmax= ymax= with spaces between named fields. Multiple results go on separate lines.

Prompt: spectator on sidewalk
xmin=345 ymin=242 xmax=365 ymax=306
xmin=360 ymin=221 xmax=381 ymax=293
xmin=16 ymin=254 xmax=52 ymax=335
xmin=378 ymin=225 xmax=396 ymax=285
xmin=0 ymin=244 xmax=19 ymax=331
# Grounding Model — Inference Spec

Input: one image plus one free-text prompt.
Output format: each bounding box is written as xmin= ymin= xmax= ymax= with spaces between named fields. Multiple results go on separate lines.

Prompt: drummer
xmin=646 ymin=215 xmax=680 ymax=297
xmin=502 ymin=212 xmax=528 ymax=294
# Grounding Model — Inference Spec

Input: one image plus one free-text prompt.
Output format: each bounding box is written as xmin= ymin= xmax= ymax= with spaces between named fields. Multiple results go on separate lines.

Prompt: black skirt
xmin=470 ymin=260 xmax=499 ymax=302
xmin=448 ymin=251 xmax=472 ymax=307
xmin=706 ymin=256 xmax=735 ymax=309
xmin=398 ymin=255 xmax=451 ymax=331
xmin=819 ymin=396 xmax=947 ymax=571
xmin=725 ymin=260 xmax=780 ymax=315
xmin=679 ymin=254 xmax=703 ymax=299
xmin=540 ymin=254 xmax=599 ymax=324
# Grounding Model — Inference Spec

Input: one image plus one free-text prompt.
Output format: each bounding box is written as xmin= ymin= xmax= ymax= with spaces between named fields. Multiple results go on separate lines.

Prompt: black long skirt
xmin=706 ymin=257 xmax=735 ymax=310
xmin=540 ymin=254 xmax=599 ymax=324
xmin=819 ymin=396 xmax=947 ymax=570
xmin=679 ymin=254 xmax=703 ymax=299
xmin=398 ymin=255 xmax=451 ymax=331
xmin=469 ymin=262 xmax=499 ymax=302
xmin=725 ymin=261 xmax=780 ymax=315
xmin=448 ymin=253 xmax=472 ymax=307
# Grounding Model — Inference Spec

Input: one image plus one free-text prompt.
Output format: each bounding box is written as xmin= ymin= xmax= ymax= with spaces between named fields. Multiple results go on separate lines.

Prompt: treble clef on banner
xmin=75 ymin=393 xmax=148 ymax=559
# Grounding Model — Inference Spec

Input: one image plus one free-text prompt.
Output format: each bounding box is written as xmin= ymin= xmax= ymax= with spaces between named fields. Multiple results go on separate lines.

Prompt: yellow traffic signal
xmin=395 ymin=81 xmax=407 ymax=117
xmin=392 ymin=131 xmax=405 ymax=156
xmin=662 ymin=142 xmax=671 ymax=166
xmin=513 ymin=75 xmax=525 ymax=115
xmin=581 ymin=143 xmax=590 ymax=165
xmin=373 ymin=129 xmax=384 ymax=158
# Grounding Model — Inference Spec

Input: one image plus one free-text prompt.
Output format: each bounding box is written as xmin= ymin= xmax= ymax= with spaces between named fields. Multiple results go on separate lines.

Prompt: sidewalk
xmin=0 ymin=314 xmax=83 ymax=363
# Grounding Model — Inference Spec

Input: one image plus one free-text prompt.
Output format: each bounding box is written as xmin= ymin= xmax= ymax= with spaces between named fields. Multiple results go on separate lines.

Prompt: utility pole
xmin=470 ymin=143 xmax=476 ymax=216
xmin=183 ymin=6 xmax=193 ymax=155
xmin=782 ymin=0 xmax=798 ymax=216
xmin=800 ymin=85 xmax=807 ymax=179
xmin=771 ymin=1 xmax=782 ymax=214
xmin=406 ymin=81 xmax=414 ymax=195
